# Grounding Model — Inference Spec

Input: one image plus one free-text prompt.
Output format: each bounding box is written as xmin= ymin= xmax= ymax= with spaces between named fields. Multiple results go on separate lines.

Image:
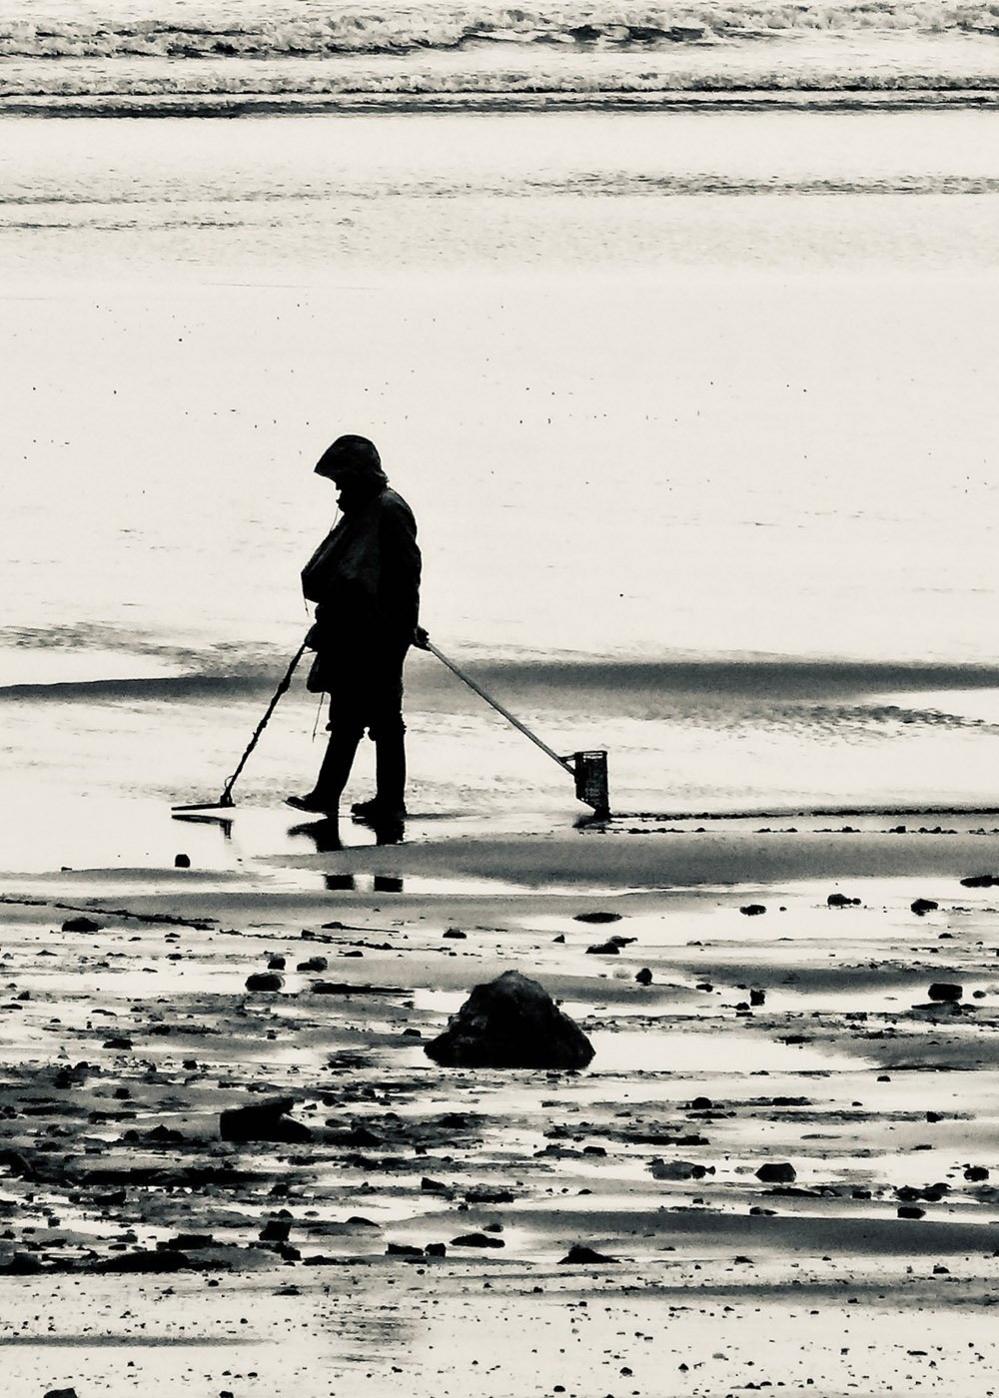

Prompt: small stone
xmin=827 ymin=893 xmax=860 ymax=907
xmin=573 ymin=911 xmax=622 ymax=924
xmin=260 ymin=1219 xmax=292 ymax=1242
xmin=267 ymin=955 xmax=286 ymax=970
xmin=750 ymin=988 xmax=766 ymax=1006
xmin=450 ymin=1232 xmax=505 ymax=1248
xmin=443 ymin=928 xmax=466 ymax=939
xmin=964 ymin=1165 xmax=990 ymax=1181
xmin=740 ymin=904 xmax=766 ymax=916
xmin=425 ymin=969 xmax=594 ymax=1070
xmin=44 ymin=1389 xmax=78 ymax=1398
xmin=61 ymin=917 xmax=100 ymax=933
xmin=174 ymin=853 xmax=191 ymax=869
xmin=911 ymin=898 xmax=939 ymax=916
xmin=245 ymin=972 xmax=284 ymax=992
xmin=927 ymin=982 xmax=962 ymax=1002
xmin=756 ymin=1162 xmax=796 ymax=1184
xmin=296 ymin=956 xmax=328 ymax=972
xmin=635 ymin=967 xmax=653 ymax=985
xmin=960 ymin=874 xmax=999 ymax=888
xmin=898 ymin=1205 xmax=925 ymax=1219
xmin=559 ymin=1243 xmax=618 ymax=1264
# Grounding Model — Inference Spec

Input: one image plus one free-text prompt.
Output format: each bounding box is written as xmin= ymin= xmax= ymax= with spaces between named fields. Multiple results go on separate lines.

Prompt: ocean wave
xmin=5 ymin=1 xmax=999 ymax=61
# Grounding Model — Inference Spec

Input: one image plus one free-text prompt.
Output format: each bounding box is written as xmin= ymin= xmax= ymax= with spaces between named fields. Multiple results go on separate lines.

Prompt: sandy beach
xmin=2 ymin=806 xmax=998 ymax=1395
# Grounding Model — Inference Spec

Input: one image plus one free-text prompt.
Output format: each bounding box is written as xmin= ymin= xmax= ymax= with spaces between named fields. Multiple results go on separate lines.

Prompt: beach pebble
xmin=827 ymin=893 xmax=860 ymax=908
xmin=635 ymin=967 xmax=653 ymax=985
xmin=425 ymin=1242 xmax=447 ymax=1258
xmin=573 ymin=911 xmax=622 ymax=924
xmin=245 ymin=972 xmax=283 ymax=992
xmin=61 ymin=917 xmax=100 ymax=933
xmin=296 ymin=956 xmax=328 ymax=972
xmin=267 ymin=955 xmax=286 ymax=970
xmin=649 ymin=1158 xmax=711 ymax=1181
xmin=911 ymin=898 xmax=939 ymax=915
xmin=174 ymin=853 xmax=191 ymax=868
xmin=740 ymin=904 xmax=766 ymax=916
xmin=959 ymin=874 xmax=999 ymax=887
xmin=587 ymin=935 xmax=635 ymax=954
xmin=964 ymin=1165 xmax=990 ymax=1181
xmin=756 ymin=1162 xmax=796 ymax=1184
xmin=450 ymin=1232 xmax=505 ymax=1248
xmin=897 ymin=1205 xmax=925 ymax=1219
xmin=750 ymin=988 xmax=766 ymax=1006
xmin=559 ymin=1243 xmax=618 ymax=1265
xmin=927 ymin=982 xmax=962 ymax=1002
xmin=425 ymin=969 xmax=594 ymax=1070
xmin=443 ymin=928 xmax=466 ymax=939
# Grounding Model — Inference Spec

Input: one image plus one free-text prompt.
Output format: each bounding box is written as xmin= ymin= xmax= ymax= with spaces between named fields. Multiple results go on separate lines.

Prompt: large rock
xmin=219 ymin=1096 xmax=312 ymax=1144
xmin=425 ymin=970 xmax=594 ymax=1070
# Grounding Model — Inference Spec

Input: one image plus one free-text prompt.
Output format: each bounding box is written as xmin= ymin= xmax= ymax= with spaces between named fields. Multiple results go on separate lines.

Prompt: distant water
xmin=3 ymin=34 xmax=999 ymax=817
xmin=3 ymin=0 xmax=999 ymax=113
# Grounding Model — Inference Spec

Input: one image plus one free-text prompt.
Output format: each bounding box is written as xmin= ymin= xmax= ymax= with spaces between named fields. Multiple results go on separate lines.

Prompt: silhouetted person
xmin=287 ymin=435 xmax=424 ymax=833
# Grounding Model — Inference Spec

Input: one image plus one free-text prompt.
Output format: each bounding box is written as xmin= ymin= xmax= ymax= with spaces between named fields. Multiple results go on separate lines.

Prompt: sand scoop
xmin=426 ymin=641 xmax=610 ymax=819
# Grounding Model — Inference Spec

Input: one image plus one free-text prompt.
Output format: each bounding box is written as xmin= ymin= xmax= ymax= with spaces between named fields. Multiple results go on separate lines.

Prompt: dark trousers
xmin=313 ymin=643 xmax=408 ymax=810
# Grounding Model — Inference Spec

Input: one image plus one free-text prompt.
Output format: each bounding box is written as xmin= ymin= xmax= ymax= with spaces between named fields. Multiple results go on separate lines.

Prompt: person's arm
xmin=377 ymin=497 xmax=421 ymax=643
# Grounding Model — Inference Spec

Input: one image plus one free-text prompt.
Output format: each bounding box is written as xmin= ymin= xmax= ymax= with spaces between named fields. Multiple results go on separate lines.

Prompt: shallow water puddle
xmin=588 ymin=1027 xmax=874 ymax=1075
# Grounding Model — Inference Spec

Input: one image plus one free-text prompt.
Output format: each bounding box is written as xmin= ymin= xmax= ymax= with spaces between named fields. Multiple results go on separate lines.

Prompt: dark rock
xmin=826 ymin=893 xmax=860 ymax=907
xmin=750 ymin=988 xmax=766 ymax=1006
xmin=689 ymin=1096 xmax=713 ymax=1110
xmin=897 ymin=1205 xmax=925 ymax=1219
xmin=928 ymin=982 xmax=962 ymax=1002
xmin=219 ymin=1096 xmax=311 ymax=1144
xmin=2 ymin=1252 xmax=42 ymax=1275
xmin=44 ymin=1389 xmax=78 ymax=1398
xmin=245 ymin=972 xmax=283 ymax=992
xmin=965 ymin=1165 xmax=990 ymax=1181
xmin=386 ymin=1243 xmax=423 ymax=1257
xmin=587 ymin=935 xmax=635 ymax=954
xmin=425 ymin=970 xmax=594 ymax=1070
xmin=573 ymin=911 xmax=623 ymax=924
xmin=297 ymin=956 xmax=328 ymax=972
xmin=174 ymin=853 xmax=191 ymax=868
xmin=911 ymin=899 xmax=939 ymax=916
xmin=635 ymin=967 xmax=653 ymax=985
xmin=103 ymin=1036 xmax=133 ymax=1050
xmin=267 ymin=955 xmax=287 ymax=970
xmin=260 ymin=1218 xmax=291 ymax=1242
xmin=650 ymin=1158 xmax=712 ymax=1180
xmin=443 ymin=928 xmax=466 ymax=939
xmin=425 ymin=1242 xmax=447 ymax=1258
xmin=960 ymin=874 xmax=999 ymax=888
xmin=559 ymin=1243 xmax=618 ymax=1264
xmin=61 ymin=917 xmax=100 ymax=933
xmin=756 ymin=1162 xmax=797 ymax=1184
xmin=162 ymin=1233 xmax=215 ymax=1250
xmin=740 ymin=905 xmax=766 ymax=917
xmin=450 ymin=1232 xmax=505 ymax=1248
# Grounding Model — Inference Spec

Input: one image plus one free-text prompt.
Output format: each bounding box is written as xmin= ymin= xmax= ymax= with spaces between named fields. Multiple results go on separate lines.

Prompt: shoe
xmin=285 ymin=792 xmax=336 ymax=815
xmin=351 ymin=797 xmax=407 ymax=823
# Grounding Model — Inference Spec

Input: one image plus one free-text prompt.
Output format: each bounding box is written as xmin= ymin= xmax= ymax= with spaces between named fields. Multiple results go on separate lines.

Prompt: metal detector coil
xmin=570 ymin=750 xmax=610 ymax=817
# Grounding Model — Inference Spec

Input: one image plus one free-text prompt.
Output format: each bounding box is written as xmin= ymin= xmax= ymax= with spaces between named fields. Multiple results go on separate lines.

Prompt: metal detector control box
xmin=571 ymin=750 xmax=610 ymax=817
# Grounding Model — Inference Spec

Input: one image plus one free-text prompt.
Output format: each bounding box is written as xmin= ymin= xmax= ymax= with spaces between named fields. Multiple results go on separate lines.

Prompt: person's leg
xmin=287 ymin=696 xmax=365 ymax=815
xmin=353 ymin=645 xmax=409 ymax=821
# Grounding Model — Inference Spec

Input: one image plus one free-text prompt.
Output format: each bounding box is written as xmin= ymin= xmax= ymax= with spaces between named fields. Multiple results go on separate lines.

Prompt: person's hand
xmin=413 ymin=625 xmax=430 ymax=650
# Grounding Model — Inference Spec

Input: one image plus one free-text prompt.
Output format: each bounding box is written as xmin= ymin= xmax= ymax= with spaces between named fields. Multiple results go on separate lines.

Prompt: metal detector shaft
xmin=172 ymin=641 xmax=308 ymax=812
xmin=425 ymin=641 xmax=573 ymax=775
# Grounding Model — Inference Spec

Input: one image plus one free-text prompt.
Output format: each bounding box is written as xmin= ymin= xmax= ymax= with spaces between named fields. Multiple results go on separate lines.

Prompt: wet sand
xmin=2 ymin=807 xmax=999 ymax=1396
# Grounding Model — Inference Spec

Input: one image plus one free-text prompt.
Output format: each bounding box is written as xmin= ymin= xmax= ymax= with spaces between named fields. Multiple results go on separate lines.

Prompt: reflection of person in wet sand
xmin=287 ymin=435 xmax=424 ymax=837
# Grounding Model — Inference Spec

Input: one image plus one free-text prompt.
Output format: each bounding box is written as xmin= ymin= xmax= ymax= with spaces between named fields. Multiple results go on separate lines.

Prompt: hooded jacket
xmin=301 ymin=481 xmax=421 ymax=654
